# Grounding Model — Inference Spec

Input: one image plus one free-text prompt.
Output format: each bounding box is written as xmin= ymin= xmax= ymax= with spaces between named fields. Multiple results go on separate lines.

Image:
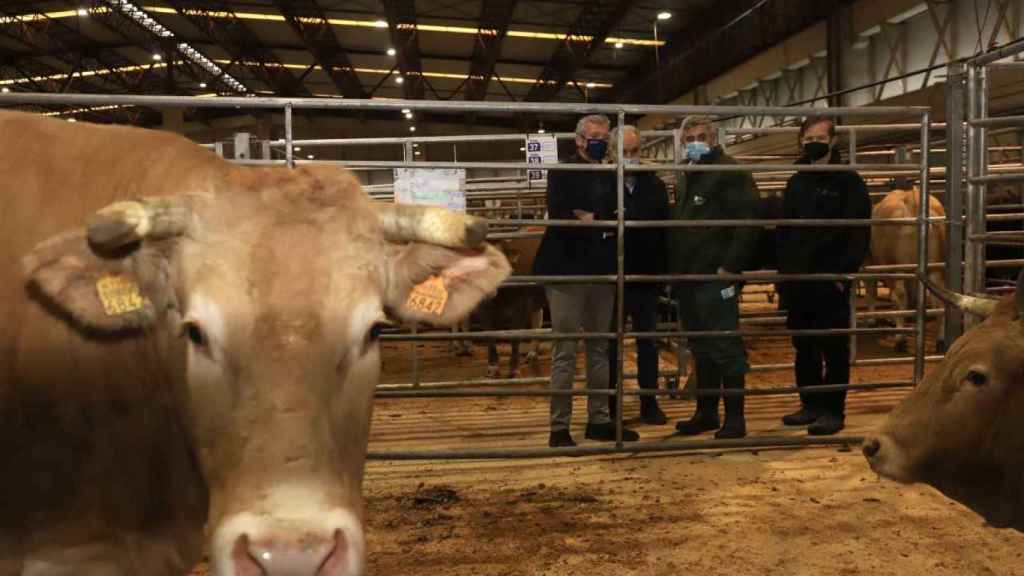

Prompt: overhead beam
xmin=465 ymin=0 xmax=518 ymax=101
xmin=273 ymin=0 xmax=367 ymax=99
xmin=525 ymin=0 xmax=631 ymax=102
xmin=381 ymin=0 xmax=425 ymax=100
xmin=164 ymin=0 xmax=310 ymax=96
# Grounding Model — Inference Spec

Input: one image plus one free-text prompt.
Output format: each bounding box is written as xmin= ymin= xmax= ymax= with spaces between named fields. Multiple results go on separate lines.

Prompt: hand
xmin=573 ymin=209 xmax=594 ymax=222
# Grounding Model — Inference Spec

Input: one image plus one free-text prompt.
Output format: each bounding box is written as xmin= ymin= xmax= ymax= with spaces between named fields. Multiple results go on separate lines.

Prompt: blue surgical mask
xmin=686 ymin=141 xmax=711 ymax=163
xmin=586 ymin=138 xmax=608 ymax=161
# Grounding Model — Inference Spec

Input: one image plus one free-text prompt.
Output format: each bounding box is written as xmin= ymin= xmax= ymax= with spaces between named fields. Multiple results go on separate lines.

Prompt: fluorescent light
xmin=294 ymin=146 xmax=302 ymax=151
xmin=414 ymin=151 xmax=421 ymax=156
xmin=306 ymin=154 xmax=314 ymax=159
xmin=887 ymin=3 xmax=928 ymax=24
xmin=657 ymin=11 xmax=672 ymax=21
xmin=409 ymin=126 xmax=416 ymax=132
xmin=67 ymin=118 xmax=77 ymax=122
xmin=860 ymin=24 xmax=882 ymax=37
xmin=152 ymin=53 xmax=162 ymax=61
xmin=614 ymin=42 xmax=624 ymax=49
xmin=401 ymin=108 xmax=411 ymax=114
xmin=77 ymin=8 xmax=88 ymax=16
xmin=519 ymin=146 xmax=526 ymax=151
xmin=199 ymin=82 xmax=207 ymax=88
xmin=412 ymin=143 xmax=418 ymax=147
xmin=404 ymin=112 xmax=413 ymax=119
xmin=373 ymin=19 xmax=387 ymax=28
xmin=1 ymin=87 xmax=9 ymax=93
xmin=538 ymin=128 xmax=545 ymax=134
xmin=395 ymin=76 xmax=404 ymax=84
xmin=386 ymin=47 xmax=396 ymax=56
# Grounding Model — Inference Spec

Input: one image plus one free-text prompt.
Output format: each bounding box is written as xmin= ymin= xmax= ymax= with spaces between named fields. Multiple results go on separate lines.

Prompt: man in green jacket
xmin=668 ymin=116 xmax=760 ymax=439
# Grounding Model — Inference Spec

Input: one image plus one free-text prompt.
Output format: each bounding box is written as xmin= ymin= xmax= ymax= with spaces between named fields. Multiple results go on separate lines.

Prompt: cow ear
xmin=21 ymin=230 xmax=172 ymax=334
xmin=384 ymin=242 xmax=511 ymax=327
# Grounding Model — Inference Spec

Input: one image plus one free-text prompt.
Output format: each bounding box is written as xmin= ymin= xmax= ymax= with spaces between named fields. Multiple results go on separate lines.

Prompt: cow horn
xmin=375 ymin=203 xmax=488 ymax=249
xmin=919 ymin=272 xmax=1000 ymax=318
xmin=86 ymin=197 xmax=193 ymax=252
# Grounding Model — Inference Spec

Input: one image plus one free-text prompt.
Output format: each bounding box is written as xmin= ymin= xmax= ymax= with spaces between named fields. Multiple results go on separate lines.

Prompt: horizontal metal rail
xmin=484 ymin=217 xmax=943 ymax=228
xmin=380 ymin=327 xmax=913 ymax=342
xmin=366 ymin=436 xmax=865 ymax=460
xmin=969 ymin=172 xmax=1024 ymax=184
xmin=0 ymin=92 xmax=928 ymax=117
xmin=968 ymin=115 xmax=1024 ymax=128
xmin=312 ymin=159 xmax=919 ymax=173
xmin=497 ymin=273 xmax=916 ymax=286
xmin=726 ymin=123 xmax=943 ymax=135
xmin=375 ymin=381 xmax=911 ymax=399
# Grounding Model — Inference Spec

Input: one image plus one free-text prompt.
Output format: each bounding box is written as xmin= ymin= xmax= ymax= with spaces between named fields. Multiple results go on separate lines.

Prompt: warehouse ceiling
xmin=0 ymin=0 xmax=851 ymax=127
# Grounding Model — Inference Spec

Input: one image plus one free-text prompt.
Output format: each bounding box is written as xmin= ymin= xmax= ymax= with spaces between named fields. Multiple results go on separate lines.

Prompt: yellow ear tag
xmin=95 ymin=275 xmax=150 ymax=316
xmin=406 ymin=275 xmax=449 ymax=316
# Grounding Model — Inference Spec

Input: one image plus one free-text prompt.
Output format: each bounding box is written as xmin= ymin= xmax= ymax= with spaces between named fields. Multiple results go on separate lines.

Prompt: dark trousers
xmin=785 ymin=282 xmax=851 ymax=416
xmin=608 ymin=285 xmax=660 ymax=396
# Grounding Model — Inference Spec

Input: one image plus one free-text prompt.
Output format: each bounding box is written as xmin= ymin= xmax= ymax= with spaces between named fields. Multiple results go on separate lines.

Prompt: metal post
xmin=615 ymin=111 xmax=626 ymax=447
xmin=848 ymin=128 xmax=857 ymax=160
xmin=914 ymin=111 xmax=931 ymax=384
xmin=284 ymin=103 xmax=294 ymax=169
xmin=401 ymin=139 xmax=421 ymax=387
xmin=213 ymin=141 xmax=224 ymax=158
xmin=965 ymin=65 xmax=980 ymax=327
xmin=848 ymin=284 xmax=857 ymax=364
xmin=261 ymin=139 xmax=271 ymax=161
xmin=233 ymin=132 xmax=251 ymax=160
xmin=977 ymin=66 xmax=990 ymax=298
xmin=944 ymin=62 xmax=966 ymax=342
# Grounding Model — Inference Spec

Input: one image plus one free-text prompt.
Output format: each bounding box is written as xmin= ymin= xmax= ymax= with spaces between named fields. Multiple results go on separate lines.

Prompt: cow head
xmin=20 ymin=166 xmax=510 ymax=575
xmin=863 ymin=270 xmax=1024 ymax=528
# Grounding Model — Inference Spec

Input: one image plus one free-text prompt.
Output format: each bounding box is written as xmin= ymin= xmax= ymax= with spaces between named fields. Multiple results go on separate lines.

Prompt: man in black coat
xmin=605 ymin=125 xmax=670 ymax=425
xmin=776 ymin=117 xmax=871 ymax=436
xmin=533 ymin=114 xmax=640 ymax=448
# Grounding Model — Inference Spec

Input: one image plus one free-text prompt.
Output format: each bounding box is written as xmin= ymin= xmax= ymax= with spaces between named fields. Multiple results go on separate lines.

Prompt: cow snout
xmin=232 ymin=531 xmax=347 ymax=576
xmin=862 ymin=436 xmax=881 ymax=458
xmin=213 ymin=509 xmax=365 ymax=576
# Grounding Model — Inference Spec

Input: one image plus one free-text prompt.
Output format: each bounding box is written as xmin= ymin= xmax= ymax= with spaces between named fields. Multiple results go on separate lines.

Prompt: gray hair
xmin=681 ymin=115 xmax=715 ymax=133
xmin=575 ymin=114 xmax=611 ymax=137
xmin=608 ymin=125 xmax=640 ymax=160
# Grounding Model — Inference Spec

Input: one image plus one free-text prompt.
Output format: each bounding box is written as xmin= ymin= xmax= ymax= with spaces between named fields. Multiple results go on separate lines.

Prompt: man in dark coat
xmin=667 ymin=116 xmax=760 ymax=439
xmin=776 ymin=116 xmax=871 ymax=436
xmin=606 ymin=125 xmax=671 ymax=425
xmin=533 ymin=114 xmax=640 ymax=448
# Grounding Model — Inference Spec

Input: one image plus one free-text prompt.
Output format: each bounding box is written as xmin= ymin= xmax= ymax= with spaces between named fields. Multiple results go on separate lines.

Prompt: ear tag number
xmin=95 ymin=275 xmax=149 ymax=316
xmin=406 ymin=275 xmax=448 ymax=316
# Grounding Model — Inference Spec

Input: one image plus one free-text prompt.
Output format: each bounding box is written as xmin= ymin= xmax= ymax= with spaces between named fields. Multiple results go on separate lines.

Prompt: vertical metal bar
xmin=848 ymin=284 xmax=857 ymax=364
xmin=977 ymin=66 xmax=990 ymax=298
xmin=615 ymin=111 xmax=626 ymax=448
xmin=284 ymin=103 xmax=294 ymax=169
xmin=914 ymin=111 xmax=931 ymax=384
xmin=848 ymin=127 xmax=857 ymax=160
xmin=401 ymin=139 xmax=420 ymax=387
xmin=261 ymin=139 xmax=271 ymax=161
xmin=965 ymin=64 xmax=980 ymax=329
xmin=214 ymin=141 xmax=224 ymax=158
xmin=944 ymin=62 xmax=966 ymax=342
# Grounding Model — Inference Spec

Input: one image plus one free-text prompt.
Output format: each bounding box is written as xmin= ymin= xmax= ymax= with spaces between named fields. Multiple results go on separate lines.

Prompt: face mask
xmin=803 ymin=142 xmax=831 ymax=161
xmin=686 ymin=141 xmax=711 ymax=163
xmin=586 ymin=138 xmax=608 ymax=161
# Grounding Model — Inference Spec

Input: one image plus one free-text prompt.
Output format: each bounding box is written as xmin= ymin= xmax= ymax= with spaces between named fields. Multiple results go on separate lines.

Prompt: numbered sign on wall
xmin=525 ymin=134 xmax=558 ymax=182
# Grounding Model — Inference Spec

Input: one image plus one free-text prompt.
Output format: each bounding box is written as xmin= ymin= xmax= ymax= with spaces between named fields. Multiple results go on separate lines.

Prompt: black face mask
xmin=803 ymin=142 xmax=831 ymax=161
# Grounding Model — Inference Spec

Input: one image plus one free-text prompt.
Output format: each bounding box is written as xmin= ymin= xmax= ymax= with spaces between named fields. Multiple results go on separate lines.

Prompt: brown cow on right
xmin=863 ymin=270 xmax=1024 ymax=531
xmin=866 ymin=186 xmax=947 ymax=352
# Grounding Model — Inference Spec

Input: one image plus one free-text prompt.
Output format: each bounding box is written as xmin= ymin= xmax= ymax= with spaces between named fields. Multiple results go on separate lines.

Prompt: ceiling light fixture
xmin=386 ymin=47 xmax=396 ymax=56
xmin=657 ymin=11 xmax=672 ymax=20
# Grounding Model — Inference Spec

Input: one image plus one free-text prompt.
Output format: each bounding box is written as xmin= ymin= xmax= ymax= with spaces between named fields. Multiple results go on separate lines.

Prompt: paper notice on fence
xmin=525 ymin=134 xmax=558 ymax=182
xmin=393 ymin=168 xmax=466 ymax=212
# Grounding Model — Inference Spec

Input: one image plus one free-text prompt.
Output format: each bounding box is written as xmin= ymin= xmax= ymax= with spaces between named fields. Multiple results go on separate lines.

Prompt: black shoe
xmin=808 ymin=413 xmax=845 ymax=436
xmin=640 ymin=400 xmax=668 ymax=425
xmin=675 ymin=412 xmax=720 ymax=436
xmin=549 ymin=429 xmax=577 ymax=448
xmin=782 ymin=406 xmax=818 ymax=426
xmin=585 ymin=422 xmax=639 ymax=442
xmin=715 ymin=418 xmax=747 ymax=439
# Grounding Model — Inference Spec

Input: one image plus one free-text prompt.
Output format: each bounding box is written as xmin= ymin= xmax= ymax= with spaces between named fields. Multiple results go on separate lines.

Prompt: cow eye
xmin=182 ymin=321 xmax=206 ymax=347
xmin=965 ymin=370 xmax=988 ymax=387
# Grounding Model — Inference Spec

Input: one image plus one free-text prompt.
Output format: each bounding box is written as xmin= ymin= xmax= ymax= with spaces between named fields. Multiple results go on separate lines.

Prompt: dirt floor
xmin=190 ymin=288 xmax=1024 ymax=575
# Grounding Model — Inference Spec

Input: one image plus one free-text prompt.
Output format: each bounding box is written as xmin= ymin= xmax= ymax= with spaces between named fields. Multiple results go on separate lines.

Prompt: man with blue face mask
xmin=534 ymin=114 xmax=640 ymax=447
xmin=667 ymin=115 xmax=760 ymax=439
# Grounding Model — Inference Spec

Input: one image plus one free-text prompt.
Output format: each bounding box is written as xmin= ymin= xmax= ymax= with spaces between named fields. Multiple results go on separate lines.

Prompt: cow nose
xmin=232 ymin=530 xmax=348 ymax=576
xmin=862 ymin=437 xmax=881 ymax=458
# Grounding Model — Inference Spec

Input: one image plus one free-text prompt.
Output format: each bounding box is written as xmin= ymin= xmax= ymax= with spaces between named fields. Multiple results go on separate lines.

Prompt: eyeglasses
xmin=684 ymin=133 xmax=708 ymax=143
